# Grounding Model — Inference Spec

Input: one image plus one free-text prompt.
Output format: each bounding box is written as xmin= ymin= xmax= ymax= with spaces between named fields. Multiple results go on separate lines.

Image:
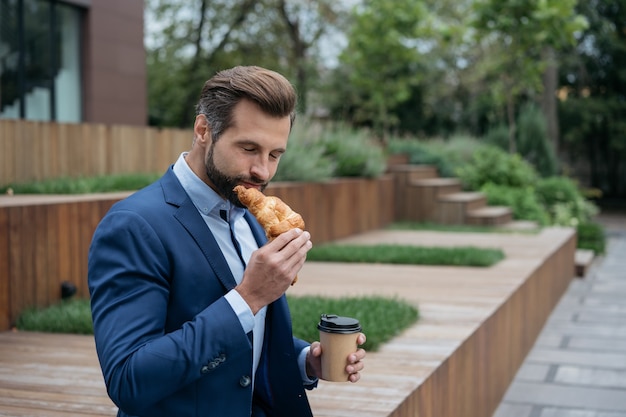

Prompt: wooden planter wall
xmin=0 ymin=177 xmax=394 ymax=331
xmin=0 ymin=118 xmax=395 ymax=329
xmin=0 ymin=119 xmax=191 ymax=185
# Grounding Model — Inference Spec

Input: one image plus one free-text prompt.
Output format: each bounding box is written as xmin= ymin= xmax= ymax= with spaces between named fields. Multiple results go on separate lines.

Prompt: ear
xmin=193 ymin=114 xmax=211 ymax=145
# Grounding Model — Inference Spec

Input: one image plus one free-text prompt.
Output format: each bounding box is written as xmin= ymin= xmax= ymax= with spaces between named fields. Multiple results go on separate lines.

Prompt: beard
xmin=205 ymin=142 xmax=267 ymax=208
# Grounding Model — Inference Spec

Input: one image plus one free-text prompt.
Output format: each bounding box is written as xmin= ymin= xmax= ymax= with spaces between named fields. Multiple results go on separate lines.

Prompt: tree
xmin=471 ymin=0 xmax=587 ymax=153
xmin=559 ymin=0 xmax=626 ymax=199
xmin=145 ymin=0 xmax=349 ymax=127
xmin=274 ymin=0 xmax=348 ymax=114
xmin=329 ymin=0 xmax=442 ymax=138
xmin=145 ymin=0 xmax=258 ymax=127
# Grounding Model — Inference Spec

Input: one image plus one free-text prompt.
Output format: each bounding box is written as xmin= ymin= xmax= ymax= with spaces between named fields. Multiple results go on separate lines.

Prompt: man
xmin=88 ymin=65 xmax=366 ymax=417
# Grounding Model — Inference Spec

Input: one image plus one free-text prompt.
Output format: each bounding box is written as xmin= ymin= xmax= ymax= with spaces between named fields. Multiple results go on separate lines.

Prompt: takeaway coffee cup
xmin=317 ymin=314 xmax=362 ymax=382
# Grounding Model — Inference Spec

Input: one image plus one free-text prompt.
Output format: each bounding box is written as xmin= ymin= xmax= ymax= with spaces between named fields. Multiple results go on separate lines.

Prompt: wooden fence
xmin=0 ymin=177 xmax=395 ymax=331
xmin=0 ymin=119 xmax=191 ymax=185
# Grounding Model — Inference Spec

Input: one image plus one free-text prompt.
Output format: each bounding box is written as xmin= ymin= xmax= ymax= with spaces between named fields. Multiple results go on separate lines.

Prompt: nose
xmin=249 ymin=156 xmax=271 ymax=182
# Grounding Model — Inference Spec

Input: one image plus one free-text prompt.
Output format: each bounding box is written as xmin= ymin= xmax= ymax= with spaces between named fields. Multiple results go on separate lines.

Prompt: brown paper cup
xmin=317 ymin=314 xmax=362 ymax=382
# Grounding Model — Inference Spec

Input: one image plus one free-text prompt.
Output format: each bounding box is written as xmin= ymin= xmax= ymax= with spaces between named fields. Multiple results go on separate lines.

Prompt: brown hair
xmin=195 ymin=66 xmax=297 ymax=141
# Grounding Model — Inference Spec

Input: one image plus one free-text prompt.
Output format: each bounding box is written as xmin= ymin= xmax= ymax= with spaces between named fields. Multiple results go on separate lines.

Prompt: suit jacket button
xmin=239 ymin=375 xmax=252 ymax=387
xmin=201 ymin=365 xmax=210 ymax=374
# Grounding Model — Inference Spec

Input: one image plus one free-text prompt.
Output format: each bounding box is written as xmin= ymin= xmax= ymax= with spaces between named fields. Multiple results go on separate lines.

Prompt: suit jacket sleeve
xmin=88 ymin=202 xmax=253 ymax=415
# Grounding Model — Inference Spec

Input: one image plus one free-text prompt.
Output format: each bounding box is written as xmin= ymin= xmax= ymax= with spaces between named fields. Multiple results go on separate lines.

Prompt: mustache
xmin=239 ymin=176 xmax=267 ymax=188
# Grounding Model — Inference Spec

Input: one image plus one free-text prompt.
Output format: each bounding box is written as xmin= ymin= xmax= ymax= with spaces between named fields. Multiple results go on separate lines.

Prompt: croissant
xmin=233 ymin=185 xmax=305 ymax=284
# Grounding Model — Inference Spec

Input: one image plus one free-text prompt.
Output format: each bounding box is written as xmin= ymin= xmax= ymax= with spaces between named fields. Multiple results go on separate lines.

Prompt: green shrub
xmin=387 ymin=135 xmax=487 ymax=178
xmin=535 ymin=176 xmax=599 ymax=227
xmin=320 ymin=124 xmax=387 ymax=178
xmin=275 ymin=121 xmax=387 ymax=180
xmin=273 ymin=121 xmax=335 ymax=182
xmin=456 ymin=146 xmax=538 ymax=190
xmin=577 ymin=221 xmax=606 ymax=254
xmin=480 ymin=183 xmax=550 ymax=225
xmin=1 ymin=173 xmax=161 ymax=194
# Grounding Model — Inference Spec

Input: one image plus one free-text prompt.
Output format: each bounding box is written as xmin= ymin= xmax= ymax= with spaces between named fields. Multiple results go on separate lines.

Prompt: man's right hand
xmin=235 ymin=228 xmax=311 ymax=314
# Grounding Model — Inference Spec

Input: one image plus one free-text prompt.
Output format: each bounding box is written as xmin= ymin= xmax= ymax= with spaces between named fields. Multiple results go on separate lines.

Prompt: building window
xmin=0 ymin=0 xmax=83 ymax=123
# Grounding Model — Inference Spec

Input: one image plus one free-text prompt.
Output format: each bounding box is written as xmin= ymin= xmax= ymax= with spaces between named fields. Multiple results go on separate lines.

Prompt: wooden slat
xmin=0 ymin=120 xmax=191 ymax=185
xmin=0 ymin=206 xmax=9 ymax=330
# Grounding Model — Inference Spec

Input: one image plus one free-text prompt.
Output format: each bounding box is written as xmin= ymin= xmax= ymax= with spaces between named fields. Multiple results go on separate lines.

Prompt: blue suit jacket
xmin=88 ymin=167 xmax=314 ymax=417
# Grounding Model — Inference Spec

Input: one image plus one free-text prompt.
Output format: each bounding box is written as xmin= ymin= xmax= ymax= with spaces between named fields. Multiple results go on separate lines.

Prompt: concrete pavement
xmin=493 ymin=211 xmax=626 ymax=417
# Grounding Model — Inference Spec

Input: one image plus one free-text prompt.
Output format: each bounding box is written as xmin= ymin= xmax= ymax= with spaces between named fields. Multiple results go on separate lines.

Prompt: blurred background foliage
xmin=144 ymin=0 xmax=625 ymax=206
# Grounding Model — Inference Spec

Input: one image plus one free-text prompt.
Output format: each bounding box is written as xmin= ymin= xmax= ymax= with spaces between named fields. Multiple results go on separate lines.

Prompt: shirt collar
xmin=172 ymin=152 xmax=245 ymax=222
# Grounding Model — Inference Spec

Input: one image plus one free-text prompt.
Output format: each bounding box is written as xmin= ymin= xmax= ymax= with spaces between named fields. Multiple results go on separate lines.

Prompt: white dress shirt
xmin=172 ymin=153 xmax=313 ymax=386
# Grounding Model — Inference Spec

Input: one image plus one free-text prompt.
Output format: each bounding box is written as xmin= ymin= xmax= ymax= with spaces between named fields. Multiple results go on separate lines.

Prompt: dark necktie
xmin=220 ymin=209 xmax=246 ymax=267
xmin=220 ymin=210 xmax=253 ymax=348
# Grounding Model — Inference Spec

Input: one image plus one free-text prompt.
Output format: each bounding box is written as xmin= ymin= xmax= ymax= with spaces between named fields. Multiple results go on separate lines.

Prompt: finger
xmin=347 ymin=359 xmax=365 ymax=373
xmin=310 ymin=342 xmax=322 ymax=357
xmin=349 ymin=348 xmax=366 ymax=363
xmin=348 ymin=372 xmax=361 ymax=383
xmin=268 ymin=228 xmax=304 ymax=249
xmin=278 ymin=231 xmax=311 ymax=271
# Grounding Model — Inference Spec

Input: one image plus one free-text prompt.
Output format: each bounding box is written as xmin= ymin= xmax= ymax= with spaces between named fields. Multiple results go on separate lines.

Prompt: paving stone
xmin=534 ymin=334 xmax=566 ymax=348
xmin=568 ymin=337 xmax=626 ymax=352
xmin=596 ymin=267 xmax=626 ymax=277
xmin=590 ymin=282 xmax=626 ymax=294
xmin=540 ymin=407 xmax=626 ymax=417
xmin=581 ymin=299 xmax=626 ymax=314
xmin=555 ymin=365 xmax=626 ymax=389
xmin=526 ymin=348 xmax=626 ymax=369
xmin=576 ymin=311 xmax=626 ymax=325
xmin=492 ymin=402 xmax=534 ymax=417
xmin=581 ymin=298 xmax=626 ymax=313
xmin=538 ymin=322 xmax=626 ymax=339
xmin=503 ymin=381 xmax=626 ymax=410
xmin=514 ymin=363 xmax=552 ymax=382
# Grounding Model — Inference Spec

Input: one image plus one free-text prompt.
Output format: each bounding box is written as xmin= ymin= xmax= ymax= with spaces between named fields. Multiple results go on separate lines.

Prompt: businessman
xmin=88 ymin=65 xmax=366 ymax=417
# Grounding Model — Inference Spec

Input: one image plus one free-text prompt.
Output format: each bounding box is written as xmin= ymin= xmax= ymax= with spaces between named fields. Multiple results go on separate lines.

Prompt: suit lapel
xmin=160 ymin=167 xmax=239 ymax=291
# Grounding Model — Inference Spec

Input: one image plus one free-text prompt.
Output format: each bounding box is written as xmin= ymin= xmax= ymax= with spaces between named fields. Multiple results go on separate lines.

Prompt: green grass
xmin=387 ymin=221 xmax=539 ymax=234
xmin=307 ymin=244 xmax=504 ymax=267
xmin=1 ymin=173 xmax=161 ymax=194
xmin=17 ymin=299 xmax=94 ymax=335
xmin=288 ymin=295 xmax=418 ymax=352
xmin=16 ymin=296 xmax=419 ymax=352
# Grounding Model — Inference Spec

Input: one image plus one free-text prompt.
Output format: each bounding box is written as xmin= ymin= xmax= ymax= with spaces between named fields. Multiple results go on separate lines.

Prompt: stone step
xmin=390 ymin=165 xmax=441 ymax=220
xmin=497 ymin=220 xmax=540 ymax=232
xmin=406 ymin=178 xmax=463 ymax=222
xmin=575 ymin=249 xmax=595 ymax=277
xmin=436 ymin=192 xmax=487 ymax=225
xmin=411 ymin=177 xmax=462 ymax=188
xmin=387 ymin=164 xmax=439 ymax=181
xmin=466 ymin=206 xmax=513 ymax=226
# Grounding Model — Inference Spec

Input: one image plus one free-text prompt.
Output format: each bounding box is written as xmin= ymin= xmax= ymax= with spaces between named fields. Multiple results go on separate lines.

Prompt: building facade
xmin=0 ymin=0 xmax=146 ymax=125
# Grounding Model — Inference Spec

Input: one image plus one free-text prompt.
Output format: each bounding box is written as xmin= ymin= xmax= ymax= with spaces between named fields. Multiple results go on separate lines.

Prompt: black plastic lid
xmin=317 ymin=314 xmax=361 ymax=334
